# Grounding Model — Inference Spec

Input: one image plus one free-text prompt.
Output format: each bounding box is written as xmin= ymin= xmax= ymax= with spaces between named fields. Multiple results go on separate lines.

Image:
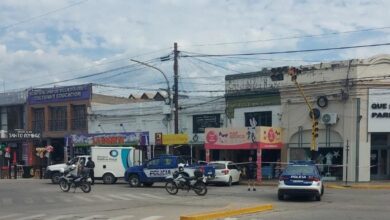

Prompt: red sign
xmin=206 ymin=130 xmax=218 ymax=144
xmin=92 ymin=136 xmax=125 ymax=145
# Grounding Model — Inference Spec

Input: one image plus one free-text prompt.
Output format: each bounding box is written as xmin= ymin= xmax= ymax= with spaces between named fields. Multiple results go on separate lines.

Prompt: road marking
xmin=46 ymin=215 xmax=78 ymax=220
xmin=122 ymin=193 xmax=144 ymax=200
xmin=91 ymin=194 xmax=114 ymax=202
xmin=107 ymin=194 xmax=133 ymax=201
xmin=108 ymin=215 xmax=134 ymax=220
xmin=78 ymin=215 xmax=105 ymax=220
xmin=73 ymin=195 xmax=94 ymax=202
xmin=140 ymin=216 xmax=163 ymax=220
xmin=42 ymin=197 xmax=55 ymax=203
xmin=1 ymin=198 xmax=13 ymax=205
xmin=140 ymin=193 xmax=164 ymax=199
xmin=14 ymin=214 xmax=46 ymax=220
xmin=0 ymin=214 xmax=23 ymax=219
xmin=24 ymin=197 xmax=34 ymax=204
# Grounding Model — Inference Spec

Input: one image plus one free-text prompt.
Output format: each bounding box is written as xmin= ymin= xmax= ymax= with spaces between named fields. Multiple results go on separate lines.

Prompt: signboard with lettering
xmin=68 ymin=132 xmax=149 ymax=147
xmin=193 ymin=114 xmax=220 ymax=133
xmin=368 ymin=89 xmax=390 ymax=132
xmin=7 ymin=130 xmax=41 ymax=139
xmin=205 ymin=126 xmax=283 ymax=150
xmin=28 ymin=84 xmax=92 ymax=104
xmin=162 ymin=134 xmax=188 ymax=145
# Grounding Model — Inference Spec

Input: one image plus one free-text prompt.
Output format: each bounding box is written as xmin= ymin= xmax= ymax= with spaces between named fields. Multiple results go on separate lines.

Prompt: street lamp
xmin=130 ymin=59 xmax=171 ymax=105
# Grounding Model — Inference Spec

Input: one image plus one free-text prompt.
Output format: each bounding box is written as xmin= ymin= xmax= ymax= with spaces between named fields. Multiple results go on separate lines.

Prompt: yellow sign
xmin=162 ymin=134 xmax=188 ymax=145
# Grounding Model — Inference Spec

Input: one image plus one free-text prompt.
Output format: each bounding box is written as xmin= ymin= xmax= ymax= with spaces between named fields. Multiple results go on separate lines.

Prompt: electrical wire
xmin=0 ymin=0 xmax=89 ymax=31
xmin=181 ymin=42 xmax=390 ymax=57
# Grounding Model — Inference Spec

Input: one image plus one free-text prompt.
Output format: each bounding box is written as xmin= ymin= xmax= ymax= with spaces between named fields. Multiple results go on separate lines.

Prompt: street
xmin=1 ymin=179 xmax=390 ymax=220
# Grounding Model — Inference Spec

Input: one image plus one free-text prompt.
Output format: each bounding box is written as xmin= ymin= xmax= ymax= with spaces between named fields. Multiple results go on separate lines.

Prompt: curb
xmin=180 ymin=204 xmax=273 ymax=220
xmin=326 ymin=184 xmax=390 ymax=190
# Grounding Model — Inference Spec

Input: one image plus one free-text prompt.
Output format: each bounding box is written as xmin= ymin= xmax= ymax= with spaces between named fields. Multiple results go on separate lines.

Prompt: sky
xmin=0 ymin=0 xmax=389 ymax=97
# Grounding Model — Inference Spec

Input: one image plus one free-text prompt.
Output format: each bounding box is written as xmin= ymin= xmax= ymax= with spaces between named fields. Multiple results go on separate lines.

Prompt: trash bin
xmin=22 ymin=166 xmax=33 ymax=178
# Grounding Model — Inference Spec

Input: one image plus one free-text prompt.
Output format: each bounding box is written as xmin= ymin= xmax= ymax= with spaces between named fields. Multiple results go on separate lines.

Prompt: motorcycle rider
xmin=177 ymin=163 xmax=190 ymax=187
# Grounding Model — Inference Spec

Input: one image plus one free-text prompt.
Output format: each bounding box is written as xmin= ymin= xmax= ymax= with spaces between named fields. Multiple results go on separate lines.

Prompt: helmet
xmin=178 ymin=163 xmax=185 ymax=172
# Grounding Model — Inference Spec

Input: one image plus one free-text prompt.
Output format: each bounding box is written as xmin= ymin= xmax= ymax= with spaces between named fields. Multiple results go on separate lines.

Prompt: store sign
xmin=69 ymin=132 xmax=149 ymax=147
xmin=205 ymin=126 xmax=283 ymax=150
xmin=162 ymin=134 xmax=188 ymax=145
xmin=7 ymin=130 xmax=41 ymax=139
xmin=368 ymin=89 xmax=390 ymax=132
xmin=28 ymin=84 xmax=92 ymax=104
xmin=193 ymin=114 xmax=220 ymax=133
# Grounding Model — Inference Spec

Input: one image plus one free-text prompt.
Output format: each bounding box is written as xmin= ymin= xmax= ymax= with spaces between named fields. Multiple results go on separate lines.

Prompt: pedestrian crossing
xmin=0 ymin=213 xmax=164 ymax=220
xmin=0 ymin=192 xmax=168 ymax=206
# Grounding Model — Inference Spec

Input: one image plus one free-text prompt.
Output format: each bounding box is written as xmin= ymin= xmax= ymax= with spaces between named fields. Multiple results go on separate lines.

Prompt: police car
xmin=277 ymin=161 xmax=324 ymax=201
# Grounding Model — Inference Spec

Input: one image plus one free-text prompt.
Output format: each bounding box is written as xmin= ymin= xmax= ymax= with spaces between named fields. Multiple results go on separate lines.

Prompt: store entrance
xmin=371 ymin=148 xmax=390 ymax=180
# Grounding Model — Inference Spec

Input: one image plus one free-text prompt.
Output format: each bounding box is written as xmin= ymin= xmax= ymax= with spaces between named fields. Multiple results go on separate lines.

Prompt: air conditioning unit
xmin=0 ymin=130 xmax=7 ymax=138
xmin=320 ymin=113 xmax=338 ymax=125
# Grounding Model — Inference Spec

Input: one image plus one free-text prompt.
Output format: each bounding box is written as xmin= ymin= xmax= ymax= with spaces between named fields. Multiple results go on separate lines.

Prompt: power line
xmin=187 ymin=26 xmax=390 ymax=47
xmin=190 ymin=57 xmax=241 ymax=73
xmin=0 ymin=0 xmax=89 ymax=31
xmin=181 ymin=42 xmax=390 ymax=58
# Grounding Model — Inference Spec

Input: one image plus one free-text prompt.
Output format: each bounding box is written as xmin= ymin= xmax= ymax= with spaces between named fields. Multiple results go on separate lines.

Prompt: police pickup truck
xmin=124 ymin=155 xmax=215 ymax=187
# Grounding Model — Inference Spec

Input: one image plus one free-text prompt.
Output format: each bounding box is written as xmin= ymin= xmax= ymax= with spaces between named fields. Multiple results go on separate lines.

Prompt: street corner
xmin=180 ymin=204 xmax=273 ymax=220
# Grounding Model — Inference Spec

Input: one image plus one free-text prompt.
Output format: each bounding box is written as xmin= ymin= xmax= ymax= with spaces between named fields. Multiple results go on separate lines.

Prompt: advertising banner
xmin=68 ymin=132 xmax=149 ymax=147
xmin=257 ymin=126 xmax=283 ymax=149
xmin=28 ymin=84 xmax=92 ymax=104
xmin=205 ymin=127 xmax=283 ymax=150
xmin=204 ymin=127 xmax=257 ymax=149
xmin=162 ymin=134 xmax=188 ymax=145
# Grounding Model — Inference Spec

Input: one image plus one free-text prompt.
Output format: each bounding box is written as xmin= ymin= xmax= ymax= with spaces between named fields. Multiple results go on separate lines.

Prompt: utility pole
xmin=173 ymin=42 xmax=179 ymax=134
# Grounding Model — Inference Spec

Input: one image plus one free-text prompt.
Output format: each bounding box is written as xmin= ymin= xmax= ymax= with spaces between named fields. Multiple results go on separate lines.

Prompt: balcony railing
xmin=49 ymin=119 xmax=67 ymax=131
xmin=32 ymin=120 xmax=44 ymax=133
xmin=71 ymin=118 xmax=87 ymax=130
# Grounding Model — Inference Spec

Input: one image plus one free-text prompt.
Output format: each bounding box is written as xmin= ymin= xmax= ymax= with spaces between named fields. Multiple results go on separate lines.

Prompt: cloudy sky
xmin=0 ymin=0 xmax=389 ymax=97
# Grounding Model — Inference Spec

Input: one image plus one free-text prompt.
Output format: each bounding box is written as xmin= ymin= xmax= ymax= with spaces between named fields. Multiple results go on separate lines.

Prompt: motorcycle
xmin=58 ymin=164 xmax=92 ymax=193
xmin=165 ymin=169 xmax=207 ymax=196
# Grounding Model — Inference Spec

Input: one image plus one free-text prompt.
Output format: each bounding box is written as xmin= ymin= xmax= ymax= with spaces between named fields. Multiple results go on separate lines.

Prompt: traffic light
xmin=311 ymin=120 xmax=319 ymax=151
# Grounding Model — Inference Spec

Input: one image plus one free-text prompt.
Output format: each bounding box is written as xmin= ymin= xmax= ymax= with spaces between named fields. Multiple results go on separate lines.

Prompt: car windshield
xmin=209 ymin=163 xmax=226 ymax=169
xmin=283 ymin=165 xmax=316 ymax=175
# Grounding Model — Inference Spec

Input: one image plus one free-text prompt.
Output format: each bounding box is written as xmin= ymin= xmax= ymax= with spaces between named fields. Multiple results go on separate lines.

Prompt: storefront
xmin=368 ymin=89 xmax=390 ymax=180
xmin=66 ymin=131 xmax=149 ymax=163
xmin=204 ymin=126 xmax=283 ymax=181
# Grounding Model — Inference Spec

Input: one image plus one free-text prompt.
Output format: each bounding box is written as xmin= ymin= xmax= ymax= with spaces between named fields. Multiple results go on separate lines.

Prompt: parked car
xmin=207 ymin=161 xmax=241 ymax=186
xmin=124 ymin=155 xmax=215 ymax=187
xmin=277 ymin=161 xmax=324 ymax=201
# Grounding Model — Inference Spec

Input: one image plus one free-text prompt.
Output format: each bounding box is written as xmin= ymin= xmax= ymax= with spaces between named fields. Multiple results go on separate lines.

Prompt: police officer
xmin=86 ymin=157 xmax=95 ymax=185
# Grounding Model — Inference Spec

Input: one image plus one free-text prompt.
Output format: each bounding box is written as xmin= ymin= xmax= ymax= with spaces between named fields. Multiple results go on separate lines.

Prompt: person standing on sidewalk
xmin=86 ymin=157 xmax=95 ymax=185
xmin=247 ymin=156 xmax=257 ymax=191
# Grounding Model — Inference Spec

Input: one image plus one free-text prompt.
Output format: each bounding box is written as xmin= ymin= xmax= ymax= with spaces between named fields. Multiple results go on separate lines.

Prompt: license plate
xmin=292 ymin=180 xmax=303 ymax=183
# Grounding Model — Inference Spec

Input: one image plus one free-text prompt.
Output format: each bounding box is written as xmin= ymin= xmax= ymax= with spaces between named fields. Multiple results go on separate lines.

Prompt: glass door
xmin=370 ymin=150 xmax=379 ymax=177
xmin=371 ymin=149 xmax=390 ymax=179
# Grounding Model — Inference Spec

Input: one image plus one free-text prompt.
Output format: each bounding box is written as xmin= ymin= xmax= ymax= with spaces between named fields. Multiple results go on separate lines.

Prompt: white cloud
xmin=0 ymin=0 xmax=389 ymax=93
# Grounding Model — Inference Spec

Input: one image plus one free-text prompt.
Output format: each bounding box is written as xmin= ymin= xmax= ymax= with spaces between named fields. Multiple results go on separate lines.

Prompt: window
xmin=32 ymin=108 xmax=44 ymax=132
xmin=209 ymin=163 xmax=226 ymax=170
xmin=193 ymin=114 xmax=220 ymax=133
xmin=72 ymin=105 xmax=87 ymax=130
xmin=147 ymin=158 xmax=160 ymax=168
xmin=228 ymin=164 xmax=238 ymax=170
xmin=245 ymin=111 xmax=272 ymax=127
xmin=49 ymin=106 xmax=67 ymax=131
xmin=162 ymin=158 xmax=173 ymax=166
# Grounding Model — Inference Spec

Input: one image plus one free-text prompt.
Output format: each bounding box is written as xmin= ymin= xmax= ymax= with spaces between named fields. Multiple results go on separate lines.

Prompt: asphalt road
xmin=0 ymin=179 xmax=389 ymax=220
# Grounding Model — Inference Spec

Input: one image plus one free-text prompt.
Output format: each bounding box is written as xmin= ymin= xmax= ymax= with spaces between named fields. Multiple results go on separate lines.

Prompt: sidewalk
xmin=240 ymin=179 xmax=390 ymax=190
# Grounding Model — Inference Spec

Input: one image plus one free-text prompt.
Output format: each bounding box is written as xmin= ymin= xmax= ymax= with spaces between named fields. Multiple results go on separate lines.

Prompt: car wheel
xmin=51 ymin=172 xmax=61 ymax=184
xmin=102 ymin=173 xmax=115 ymax=184
xmin=278 ymin=192 xmax=284 ymax=201
xmin=129 ymin=174 xmax=141 ymax=187
xmin=315 ymin=194 xmax=321 ymax=201
xmin=227 ymin=176 xmax=232 ymax=186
